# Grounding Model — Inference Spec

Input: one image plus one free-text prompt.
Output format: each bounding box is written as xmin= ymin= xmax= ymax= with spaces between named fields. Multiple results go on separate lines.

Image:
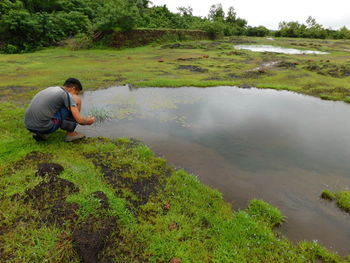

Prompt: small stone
xmin=169 ymin=258 xmax=181 ymax=263
xmin=168 ymin=222 xmax=179 ymax=230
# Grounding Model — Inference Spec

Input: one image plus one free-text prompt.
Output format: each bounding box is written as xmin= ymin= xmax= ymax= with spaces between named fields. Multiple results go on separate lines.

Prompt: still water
xmin=234 ymin=44 xmax=329 ymax=54
xmin=79 ymin=86 xmax=350 ymax=255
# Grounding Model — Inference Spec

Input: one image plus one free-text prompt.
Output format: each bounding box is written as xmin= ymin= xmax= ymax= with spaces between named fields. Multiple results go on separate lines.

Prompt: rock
xmin=169 ymin=258 xmax=181 ymax=263
xmin=163 ymin=203 xmax=170 ymax=211
xmin=239 ymin=84 xmax=253 ymax=89
xmin=168 ymin=222 xmax=179 ymax=230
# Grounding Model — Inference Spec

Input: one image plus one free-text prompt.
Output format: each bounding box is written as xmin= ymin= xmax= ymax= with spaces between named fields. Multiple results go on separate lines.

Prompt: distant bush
xmin=245 ymin=26 xmax=270 ymax=37
xmin=65 ymin=33 xmax=94 ymax=50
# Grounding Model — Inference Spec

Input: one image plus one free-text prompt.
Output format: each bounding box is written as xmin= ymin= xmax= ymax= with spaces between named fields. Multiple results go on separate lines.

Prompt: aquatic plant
xmin=88 ymin=107 xmax=111 ymax=124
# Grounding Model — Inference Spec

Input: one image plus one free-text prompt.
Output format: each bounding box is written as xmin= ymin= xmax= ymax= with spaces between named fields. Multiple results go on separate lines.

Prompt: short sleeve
xmin=62 ymin=91 xmax=77 ymax=108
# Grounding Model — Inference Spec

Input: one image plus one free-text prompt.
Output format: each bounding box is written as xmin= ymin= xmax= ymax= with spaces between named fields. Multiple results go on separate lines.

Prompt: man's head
xmin=63 ymin=78 xmax=83 ymax=94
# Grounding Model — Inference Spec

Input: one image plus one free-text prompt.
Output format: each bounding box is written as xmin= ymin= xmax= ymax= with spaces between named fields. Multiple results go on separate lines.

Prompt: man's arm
xmin=70 ymin=106 xmax=94 ymax=125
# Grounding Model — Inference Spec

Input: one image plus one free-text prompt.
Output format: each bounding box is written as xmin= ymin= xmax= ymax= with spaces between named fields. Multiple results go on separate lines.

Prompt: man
xmin=24 ymin=78 xmax=95 ymax=142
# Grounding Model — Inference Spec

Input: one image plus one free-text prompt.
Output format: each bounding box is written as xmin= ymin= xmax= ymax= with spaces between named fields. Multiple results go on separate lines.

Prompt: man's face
xmin=67 ymin=87 xmax=80 ymax=95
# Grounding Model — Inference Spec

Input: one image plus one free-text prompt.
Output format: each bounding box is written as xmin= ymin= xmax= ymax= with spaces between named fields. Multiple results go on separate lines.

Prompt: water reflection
xmin=79 ymin=86 xmax=350 ymax=255
xmin=234 ymin=44 xmax=329 ymax=54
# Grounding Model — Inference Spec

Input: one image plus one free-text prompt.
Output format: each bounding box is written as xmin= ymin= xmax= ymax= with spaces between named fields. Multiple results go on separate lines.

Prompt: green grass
xmin=1 ymin=37 xmax=350 ymax=262
xmin=321 ymin=189 xmax=350 ymax=213
xmin=336 ymin=191 xmax=350 ymax=212
xmin=321 ymin=189 xmax=336 ymax=200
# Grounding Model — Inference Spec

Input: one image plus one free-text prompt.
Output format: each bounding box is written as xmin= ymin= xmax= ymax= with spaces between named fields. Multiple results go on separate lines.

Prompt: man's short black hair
xmin=63 ymin=77 xmax=83 ymax=91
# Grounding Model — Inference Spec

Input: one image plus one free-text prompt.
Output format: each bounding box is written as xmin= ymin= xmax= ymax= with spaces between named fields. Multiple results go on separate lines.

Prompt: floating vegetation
xmin=84 ymin=87 xmax=202 ymax=128
xmin=115 ymin=107 xmax=138 ymax=120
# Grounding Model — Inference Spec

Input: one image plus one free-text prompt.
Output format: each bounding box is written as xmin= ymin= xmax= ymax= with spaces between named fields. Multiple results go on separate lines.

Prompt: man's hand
xmin=85 ymin=116 xmax=95 ymax=125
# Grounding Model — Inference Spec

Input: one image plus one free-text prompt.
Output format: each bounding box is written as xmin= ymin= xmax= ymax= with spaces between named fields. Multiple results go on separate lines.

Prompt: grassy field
xmin=1 ymin=36 xmax=350 ymax=102
xmin=1 ymin=36 xmax=350 ymax=262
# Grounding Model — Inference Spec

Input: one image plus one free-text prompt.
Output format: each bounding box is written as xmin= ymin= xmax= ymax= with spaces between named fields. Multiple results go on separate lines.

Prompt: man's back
xmin=24 ymin=86 xmax=76 ymax=132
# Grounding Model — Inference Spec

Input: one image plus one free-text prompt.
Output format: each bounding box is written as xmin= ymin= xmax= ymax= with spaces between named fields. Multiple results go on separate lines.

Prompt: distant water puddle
xmin=79 ymin=85 xmax=350 ymax=256
xmin=235 ymin=44 xmax=329 ymax=54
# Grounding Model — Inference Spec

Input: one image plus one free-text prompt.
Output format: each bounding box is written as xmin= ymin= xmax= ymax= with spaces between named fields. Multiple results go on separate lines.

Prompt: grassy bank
xmin=1 ymin=36 xmax=350 ymax=103
xmin=1 ymin=36 xmax=350 ymax=262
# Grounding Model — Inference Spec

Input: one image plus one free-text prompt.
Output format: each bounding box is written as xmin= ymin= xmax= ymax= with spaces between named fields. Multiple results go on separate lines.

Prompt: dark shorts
xmin=29 ymin=107 xmax=77 ymax=134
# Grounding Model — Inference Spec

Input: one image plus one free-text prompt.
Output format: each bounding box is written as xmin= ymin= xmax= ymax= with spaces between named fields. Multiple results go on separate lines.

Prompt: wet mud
xmin=305 ymin=61 xmax=350 ymax=78
xmin=24 ymin=163 xmax=80 ymax=226
xmin=277 ymin=61 xmax=298 ymax=68
xmin=72 ymin=217 xmax=118 ymax=263
xmin=176 ymin=65 xmax=208 ymax=73
xmin=93 ymin=191 xmax=110 ymax=210
xmin=86 ymin=152 xmax=172 ymax=214
xmin=162 ymin=43 xmax=196 ymax=49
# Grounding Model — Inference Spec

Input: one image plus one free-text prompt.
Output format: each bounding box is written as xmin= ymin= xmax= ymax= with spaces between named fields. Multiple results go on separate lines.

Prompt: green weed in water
xmin=88 ymin=107 xmax=111 ymax=124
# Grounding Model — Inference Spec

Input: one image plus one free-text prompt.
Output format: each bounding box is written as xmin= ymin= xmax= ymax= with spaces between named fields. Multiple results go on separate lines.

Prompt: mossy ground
xmin=1 ymin=37 xmax=350 ymax=262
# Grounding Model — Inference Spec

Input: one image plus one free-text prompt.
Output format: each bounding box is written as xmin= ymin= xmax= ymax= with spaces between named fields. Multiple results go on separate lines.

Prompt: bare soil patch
xmin=177 ymin=65 xmax=208 ymax=73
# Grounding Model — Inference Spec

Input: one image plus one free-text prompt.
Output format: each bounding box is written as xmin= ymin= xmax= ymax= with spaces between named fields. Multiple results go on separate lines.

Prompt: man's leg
xmin=64 ymin=94 xmax=84 ymax=140
xmin=62 ymin=96 xmax=86 ymax=142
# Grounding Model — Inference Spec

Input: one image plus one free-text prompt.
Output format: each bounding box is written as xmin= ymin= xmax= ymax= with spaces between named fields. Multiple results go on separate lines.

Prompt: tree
xmin=276 ymin=21 xmax=305 ymax=37
xmin=208 ymin=3 xmax=225 ymax=22
xmin=226 ymin=6 xmax=236 ymax=24
xmin=177 ymin=6 xmax=193 ymax=16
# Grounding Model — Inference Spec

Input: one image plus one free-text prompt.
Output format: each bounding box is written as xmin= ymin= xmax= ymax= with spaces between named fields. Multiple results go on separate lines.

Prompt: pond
xmin=234 ymin=44 xmax=329 ymax=54
xmin=79 ymin=85 xmax=350 ymax=256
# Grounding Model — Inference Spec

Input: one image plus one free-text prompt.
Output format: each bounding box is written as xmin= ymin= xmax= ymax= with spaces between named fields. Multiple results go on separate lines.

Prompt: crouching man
xmin=24 ymin=78 xmax=95 ymax=142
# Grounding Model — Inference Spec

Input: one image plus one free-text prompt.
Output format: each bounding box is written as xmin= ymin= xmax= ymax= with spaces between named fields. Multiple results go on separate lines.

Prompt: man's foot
xmin=65 ymin=132 xmax=86 ymax=142
xmin=32 ymin=133 xmax=48 ymax=142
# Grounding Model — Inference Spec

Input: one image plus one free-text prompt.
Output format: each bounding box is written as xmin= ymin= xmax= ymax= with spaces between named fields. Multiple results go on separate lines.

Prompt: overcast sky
xmin=151 ymin=0 xmax=350 ymax=30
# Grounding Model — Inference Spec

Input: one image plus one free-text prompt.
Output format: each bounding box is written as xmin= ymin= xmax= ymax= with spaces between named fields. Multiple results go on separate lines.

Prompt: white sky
xmin=150 ymin=0 xmax=350 ymax=30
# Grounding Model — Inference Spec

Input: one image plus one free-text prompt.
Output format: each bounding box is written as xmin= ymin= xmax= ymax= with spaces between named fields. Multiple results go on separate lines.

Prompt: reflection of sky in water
xmin=82 ymin=86 xmax=350 ymax=175
xmin=234 ymin=44 xmax=329 ymax=54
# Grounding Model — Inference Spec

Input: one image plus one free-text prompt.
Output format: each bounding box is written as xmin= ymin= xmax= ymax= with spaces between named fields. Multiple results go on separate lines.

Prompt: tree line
xmin=276 ymin=16 xmax=350 ymax=39
xmin=0 ymin=0 xmax=349 ymax=53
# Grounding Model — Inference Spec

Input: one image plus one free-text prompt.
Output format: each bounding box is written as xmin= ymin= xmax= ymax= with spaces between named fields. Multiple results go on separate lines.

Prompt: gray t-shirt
xmin=24 ymin=86 xmax=77 ymax=131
